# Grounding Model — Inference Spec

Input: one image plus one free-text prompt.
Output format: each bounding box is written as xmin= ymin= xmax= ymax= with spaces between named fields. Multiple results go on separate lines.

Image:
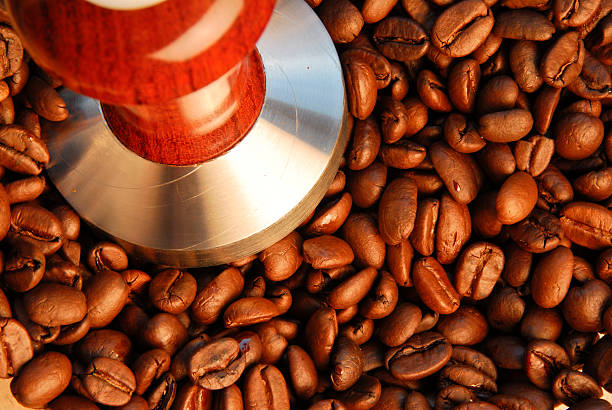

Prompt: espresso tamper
xmin=6 ymin=0 xmax=349 ymax=267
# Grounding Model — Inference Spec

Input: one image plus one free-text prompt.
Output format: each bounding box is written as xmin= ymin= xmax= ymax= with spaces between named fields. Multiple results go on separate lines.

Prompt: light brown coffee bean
xmin=431 ymin=0 xmax=495 ymax=57
xmin=378 ymin=177 xmax=417 ymax=246
xmin=303 ymin=235 xmax=354 ymax=269
xmin=430 ymin=142 xmax=482 ymax=204
xmin=531 ymin=246 xmax=574 ymax=308
xmin=413 ymin=257 xmax=461 ymax=314
xmin=11 ymin=351 xmax=71 ymax=408
xmin=479 ymin=109 xmax=534 ymax=142
xmin=494 ymin=10 xmax=555 ymax=40
xmin=342 ymin=212 xmax=386 ymax=269
xmin=496 ymin=171 xmax=538 ymax=225
xmin=259 ymin=232 xmax=303 ymax=282
xmin=541 ymin=31 xmax=585 ymax=88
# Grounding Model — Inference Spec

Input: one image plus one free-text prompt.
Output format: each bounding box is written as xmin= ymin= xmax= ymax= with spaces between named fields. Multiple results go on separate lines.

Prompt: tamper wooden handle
xmin=6 ymin=0 xmax=276 ymax=165
xmin=7 ymin=0 xmax=275 ymax=105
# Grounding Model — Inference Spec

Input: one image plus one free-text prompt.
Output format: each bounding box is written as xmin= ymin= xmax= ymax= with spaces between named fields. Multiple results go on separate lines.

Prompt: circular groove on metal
xmin=44 ymin=0 xmax=349 ymax=267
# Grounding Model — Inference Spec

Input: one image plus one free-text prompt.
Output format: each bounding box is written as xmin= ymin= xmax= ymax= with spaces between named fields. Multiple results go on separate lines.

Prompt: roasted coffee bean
xmin=436 ymin=384 xmax=477 ymax=409
xmin=87 ymin=242 xmax=128 ymax=272
xmin=378 ymin=177 xmax=417 ymax=245
xmin=148 ymin=269 xmax=196 ymax=315
xmin=569 ymin=398 xmax=612 ymax=409
xmin=336 ymin=374 xmax=382 ymax=409
xmin=444 ymin=113 xmax=485 ymax=153
xmin=531 ymin=246 xmax=574 ymax=308
xmin=259 ymin=232 xmax=302 ymax=281
xmin=77 ymin=329 xmax=132 ymax=363
xmin=477 ymin=142 xmax=516 ymax=184
xmin=360 ymin=270 xmax=398 ymax=319
xmin=455 ymin=242 xmax=504 ymax=300
xmin=584 ymin=336 xmax=612 ymax=392
xmin=525 ymin=339 xmax=570 ymax=389
xmin=555 ymin=0 xmax=602 ymax=29
xmin=25 ymin=76 xmax=68 ymax=122
xmin=448 ymin=59 xmax=481 ymax=113
xmin=287 ymin=345 xmax=318 ymax=399
xmin=486 ymin=286 xmax=526 ymax=332
xmin=509 ymin=209 xmax=563 ymax=253
xmin=318 ymin=0 xmax=364 ymax=44
xmin=342 ymin=41 xmax=392 ymax=90
xmin=437 ymin=305 xmax=488 ymax=345
xmin=142 ymin=313 xmax=187 ymax=355
xmin=385 ymin=332 xmax=452 ymax=380
xmin=9 ymin=203 xmax=62 ymax=254
xmin=562 ymin=279 xmax=612 ymax=332
xmin=414 ymin=256 xmax=461 ymax=314
xmin=555 ymin=113 xmax=604 ymax=160
xmin=362 ymin=0 xmax=400 ymax=24
xmin=471 ymin=191 xmax=504 ymax=238
xmin=486 ymin=336 xmax=526 ymax=370
xmin=380 ymin=139 xmax=427 ymax=169
xmin=479 ymin=109 xmax=533 ymax=142
xmin=537 ymin=165 xmax=574 ymax=212
xmin=347 ymin=117 xmax=381 ymax=171
xmin=325 ymin=170 xmax=346 ymax=198
xmin=553 ymin=369 xmax=602 ymax=405
xmin=499 ymin=381 xmax=556 ymax=410
xmin=330 ymin=336 xmax=364 ymax=391
xmin=5 ymin=175 xmax=46 ymax=204
xmin=11 ymin=351 xmax=71 ymax=408
xmin=541 ymin=31 xmax=585 ymax=88
xmin=389 ymin=62 xmax=409 ymax=100
xmin=568 ymin=51 xmax=612 ymax=100
xmin=501 ymin=242 xmax=533 ymax=287
xmin=560 ymin=201 xmax=612 ymax=249
xmin=373 ymin=17 xmax=429 ymax=63
xmin=243 ymin=364 xmax=290 ymax=409
xmin=386 ymin=239 xmax=413 ymax=287
xmin=494 ymin=10 xmax=555 ymax=41
xmin=417 ymin=69 xmax=452 ymax=112
xmin=473 ymin=33 xmax=503 ymax=64
xmin=132 ymin=349 xmax=171 ymax=395
xmin=306 ymin=307 xmax=338 ymax=370
xmin=342 ymin=212 xmax=385 ymax=269
xmin=510 ymin=41 xmax=543 ymax=93
xmin=188 ymin=338 xmax=245 ymax=390
xmin=410 ymin=197 xmax=439 ymax=256
xmin=192 ymin=267 xmax=243 ymax=325
xmin=431 ymin=0 xmax=495 ymax=57
xmin=0 ymin=317 xmax=33 ymax=378
xmin=343 ymin=58 xmax=377 ymax=120
xmin=341 ymin=317 xmax=375 ymax=346
xmin=477 ymin=75 xmax=519 ymax=114
xmin=378 ymin=302 xmax=422 ymax=347
xmin=497 ymin=172 xmax=538 ymax=224
xmin=514 ymin=136 xmax=555 ymax=177
xmin=84 ymin=269 xmax=129 ymax=328
xmin=4 ymin=240 xmax=44 ymax=292
xmin=23 ymin=282 xmax=87 ymax=327
xmin=597 ymin=248 xmax=612 ymax=283
xmin=521 ymin=306 xmax=563 ymax=341
xmin=573 ymin=168 xmax=612 ymax=201
xmin=223 ymin=297 xmax=281 ymax=328
xmin=76 ymin=357 xmax=136 ymax=406
xmin=430 ymin=141 xmax=482 ymax=204
xmin=437 ymin=192 xmax=471 ymax=264
xmin=48 ymin=395 xmax=100 ymax=410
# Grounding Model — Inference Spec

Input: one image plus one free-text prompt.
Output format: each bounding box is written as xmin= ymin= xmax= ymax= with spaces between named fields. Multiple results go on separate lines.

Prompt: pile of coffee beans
xmin=0 ymin=0 xmax=611 ymax=408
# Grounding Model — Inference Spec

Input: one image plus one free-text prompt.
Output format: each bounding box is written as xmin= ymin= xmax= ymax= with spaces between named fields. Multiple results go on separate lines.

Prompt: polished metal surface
xmin=44 ymin=0 xmax=349 ymax=267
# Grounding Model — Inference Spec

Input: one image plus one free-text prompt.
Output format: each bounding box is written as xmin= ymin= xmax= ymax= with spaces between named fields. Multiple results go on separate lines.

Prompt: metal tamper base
xmin=43 ymin=0 xmax=349 ymax=268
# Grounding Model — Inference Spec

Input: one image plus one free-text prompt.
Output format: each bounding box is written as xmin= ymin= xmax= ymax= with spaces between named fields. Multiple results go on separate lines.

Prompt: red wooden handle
xmin=7 ymin=0 xmax=276 ymax=105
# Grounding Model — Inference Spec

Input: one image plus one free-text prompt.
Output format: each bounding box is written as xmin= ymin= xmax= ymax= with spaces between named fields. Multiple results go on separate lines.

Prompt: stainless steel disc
xmin=44 ymin=0 xmax=349 ymax=267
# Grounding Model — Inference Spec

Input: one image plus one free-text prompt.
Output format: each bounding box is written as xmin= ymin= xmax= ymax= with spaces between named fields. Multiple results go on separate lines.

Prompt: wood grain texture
xmin=103 ymin=51 xmax=265 ymax=165
xmin=7 ymin=0 xmax=275 ymax=105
